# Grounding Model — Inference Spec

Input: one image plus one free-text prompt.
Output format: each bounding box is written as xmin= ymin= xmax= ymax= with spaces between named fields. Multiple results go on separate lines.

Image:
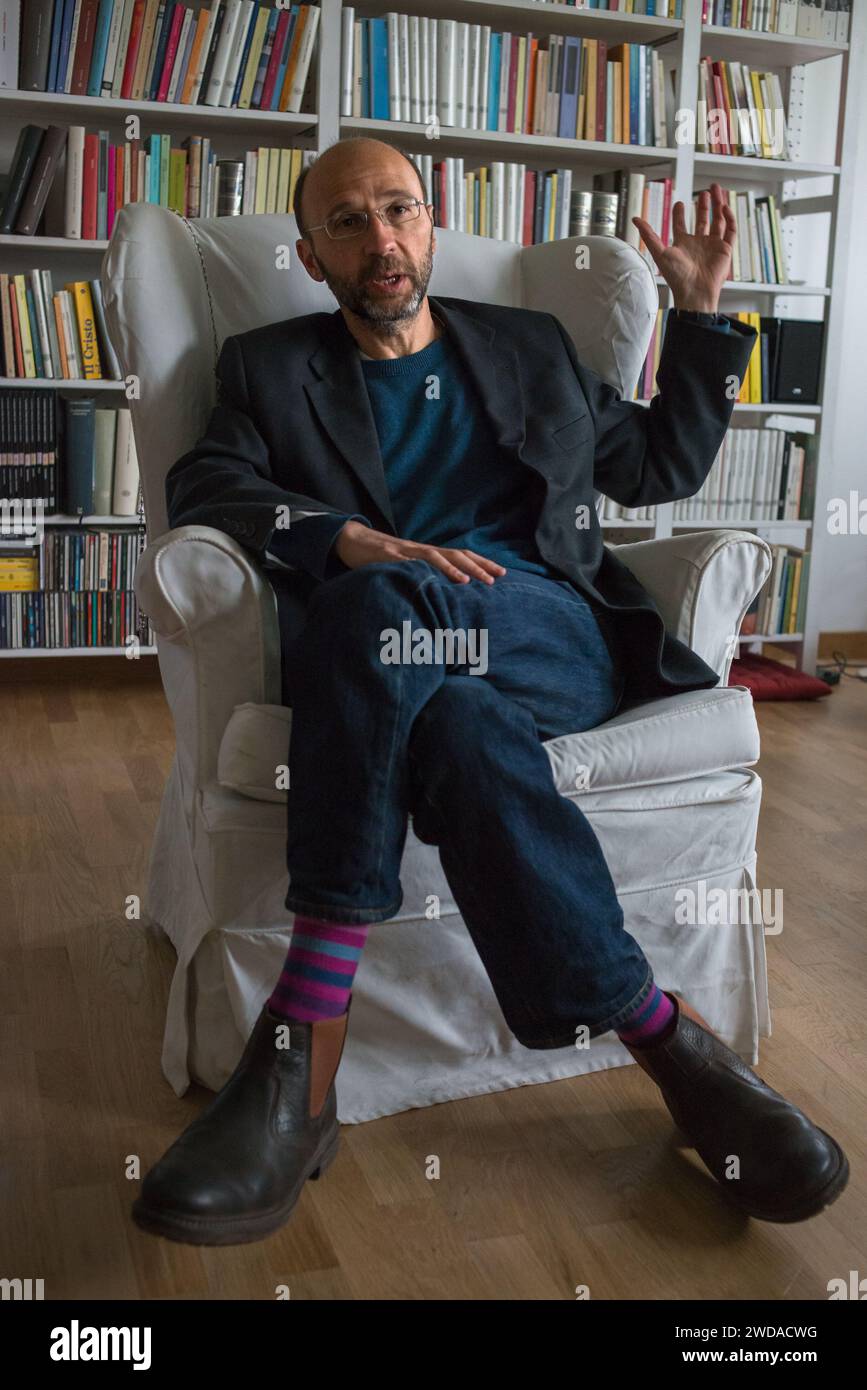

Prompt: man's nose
xmin=361 ymin=214 xmax=399 ymax=254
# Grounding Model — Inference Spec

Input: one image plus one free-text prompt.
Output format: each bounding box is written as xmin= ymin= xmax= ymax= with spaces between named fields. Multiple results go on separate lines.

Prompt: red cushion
xmin=728 ymin=654 xmax=832 ymax=701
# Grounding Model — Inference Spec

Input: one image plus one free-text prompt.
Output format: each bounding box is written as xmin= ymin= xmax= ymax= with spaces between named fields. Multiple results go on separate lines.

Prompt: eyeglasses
xmin=304 ymin=197 xmax=428 ymax=240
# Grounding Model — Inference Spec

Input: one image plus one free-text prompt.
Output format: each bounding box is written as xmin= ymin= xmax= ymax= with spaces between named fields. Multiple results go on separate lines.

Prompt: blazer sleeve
xmin=549 ymin=310 xmax=758 ymax=508
xmin=164 ymin=334 xmax=372 ymax=581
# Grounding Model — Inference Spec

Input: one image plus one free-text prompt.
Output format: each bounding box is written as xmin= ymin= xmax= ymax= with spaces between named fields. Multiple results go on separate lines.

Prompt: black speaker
xmin=763 ymin=318 xmax=825 ymax=404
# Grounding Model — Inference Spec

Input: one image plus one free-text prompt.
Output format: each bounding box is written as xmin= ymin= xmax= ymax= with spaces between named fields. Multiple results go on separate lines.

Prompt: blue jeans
xmin=281 ymin=560 xmax=654 ymax=1049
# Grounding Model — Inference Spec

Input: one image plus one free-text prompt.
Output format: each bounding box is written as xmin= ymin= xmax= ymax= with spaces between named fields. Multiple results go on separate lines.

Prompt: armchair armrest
xmin=135 ymin=526 xmax=282 ymax=810
xmin=610 ymin=530 xmax=772 ymax=684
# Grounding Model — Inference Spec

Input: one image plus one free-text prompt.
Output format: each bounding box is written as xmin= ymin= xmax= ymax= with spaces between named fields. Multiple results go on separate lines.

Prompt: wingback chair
xmin=102 ymin=203 xmax=773 ymax=1123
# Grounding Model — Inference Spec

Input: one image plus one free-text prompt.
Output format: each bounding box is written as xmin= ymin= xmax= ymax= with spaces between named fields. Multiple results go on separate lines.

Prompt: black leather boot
xmin=132 ymin=997 xmax=351 ymax=1245
xmin=624 ymin=991 xmax=849 ymax=1223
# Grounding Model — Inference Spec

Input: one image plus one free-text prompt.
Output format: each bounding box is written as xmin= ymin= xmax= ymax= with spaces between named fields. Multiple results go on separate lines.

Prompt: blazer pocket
xmin=550 ymin=413 xmax=593 ymax=453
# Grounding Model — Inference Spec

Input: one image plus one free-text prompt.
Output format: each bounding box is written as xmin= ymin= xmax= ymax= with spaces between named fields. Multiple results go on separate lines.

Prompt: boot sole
xmin=130 ymin=1131 xmax=340 ymax=1247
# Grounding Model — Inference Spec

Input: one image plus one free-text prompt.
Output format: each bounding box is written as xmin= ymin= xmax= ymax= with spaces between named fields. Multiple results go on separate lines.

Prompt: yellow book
xmin=239 ymin=8 xmax=271 ymax=109
xmin=255 ymin=149 xmax=269 ymax=214
xmin=466 ymin=170 xmax=474 ymax=233
xmin=750 ymin=70 xmax=771 ymax=158
xmin=168 ymin=150 xmax=186 ymax=214
xmin=584 ymin=40 xmax=597 ymax=141
xmin=276 ymin=148 xmax=291 ymax=214
xmin=65 ymin=281 xmax=102 ymax=379
xmin=265 ymin=146 xmax=280 ymax=214
xmin=181 ymin=9 xmax=213 ymax=105
xmin=547 ymin=171 xmax=558 ymax=241
xmin=514 ymin=37 xmax=526 ymax=133
xmin=576 ymin=40 xmax=586 ymax=139
xmin=13 ymin=275 xmax=36 ymax=378
xmin=0 ymin=557 xmax=39 ymax=590
xmin=288 ymin=149 xmax=302 ymax=221
xmin=479 ymin=166 xmax=488 ymax=238
xmin=613 ymin=62 xmax=622 ymax=146
xmin=734 ymin=312 xmax=750 ymax=402
xmin=752 ymin=311 xmax=762 ymax=401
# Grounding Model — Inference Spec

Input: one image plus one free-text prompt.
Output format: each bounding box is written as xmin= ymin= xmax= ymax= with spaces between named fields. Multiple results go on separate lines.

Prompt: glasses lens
xmin=327 ymin=212 xmax=368 ymax=239
xmin=384 ymin=200 xmax=421 ymax=225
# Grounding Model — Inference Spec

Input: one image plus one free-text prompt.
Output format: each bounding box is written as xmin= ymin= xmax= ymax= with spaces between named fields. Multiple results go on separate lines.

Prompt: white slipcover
xmin=102 ymin=204 xmax=773 ymax=1123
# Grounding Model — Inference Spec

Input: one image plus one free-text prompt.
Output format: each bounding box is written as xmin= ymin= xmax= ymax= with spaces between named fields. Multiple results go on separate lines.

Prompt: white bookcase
xmin=0 ymin=0 xmax=862 ymax=670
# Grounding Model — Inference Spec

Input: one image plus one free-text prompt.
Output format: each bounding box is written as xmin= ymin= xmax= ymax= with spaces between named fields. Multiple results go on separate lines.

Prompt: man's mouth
xmin=367 ymin=272 xmax=407 ymax=291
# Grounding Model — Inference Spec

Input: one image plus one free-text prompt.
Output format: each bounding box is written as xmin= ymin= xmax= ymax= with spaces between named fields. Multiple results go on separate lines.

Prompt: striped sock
xmin=267 ymin=916 xmax=369 ymax=1023
xmin=616 ymin=983 xmax=677 ymax=1047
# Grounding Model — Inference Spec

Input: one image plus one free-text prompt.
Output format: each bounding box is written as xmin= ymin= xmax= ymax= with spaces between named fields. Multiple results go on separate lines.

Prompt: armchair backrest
xmin=101 ymin=204 xmax=659 ymax=542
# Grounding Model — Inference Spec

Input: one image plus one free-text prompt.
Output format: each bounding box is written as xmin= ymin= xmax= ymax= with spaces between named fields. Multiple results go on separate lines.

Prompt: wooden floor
xmin=1 ymin=660 xmax=865 ymax=1301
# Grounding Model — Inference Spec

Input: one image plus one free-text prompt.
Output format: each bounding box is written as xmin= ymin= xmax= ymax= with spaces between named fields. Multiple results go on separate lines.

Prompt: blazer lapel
xmin=428 ymin=295 xmax=527 ymax=461
xmin=304 ymin=311 xmax=397 ymax=531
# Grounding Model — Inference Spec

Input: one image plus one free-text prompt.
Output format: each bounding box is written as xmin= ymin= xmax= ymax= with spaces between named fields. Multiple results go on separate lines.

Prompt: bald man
xmin=133 ymin=138 xmax=848 ymax=1247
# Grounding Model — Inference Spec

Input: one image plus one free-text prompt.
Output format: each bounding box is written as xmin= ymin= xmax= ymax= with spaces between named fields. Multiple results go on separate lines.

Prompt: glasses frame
xmin=303 ymin=197 xmax=432 ymax=240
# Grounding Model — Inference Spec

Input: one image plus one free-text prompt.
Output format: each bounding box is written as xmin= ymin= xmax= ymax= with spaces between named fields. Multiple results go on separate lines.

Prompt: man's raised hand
xmin=632 ymin=181 xmax=735 ymax=314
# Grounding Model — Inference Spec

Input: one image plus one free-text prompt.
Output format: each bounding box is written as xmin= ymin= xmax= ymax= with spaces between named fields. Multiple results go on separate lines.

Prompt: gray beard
xmin=316 ymin=231 xmax=435 ymax=337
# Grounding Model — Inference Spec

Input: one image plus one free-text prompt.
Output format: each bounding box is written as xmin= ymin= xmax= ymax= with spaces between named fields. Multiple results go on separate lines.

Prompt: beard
xmin=311 ymin=226 xmax=435 ymax=334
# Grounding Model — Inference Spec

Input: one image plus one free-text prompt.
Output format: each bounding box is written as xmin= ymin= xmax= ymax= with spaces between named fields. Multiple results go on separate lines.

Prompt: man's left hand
xmin=632 ymin=181 xmax=735 ymax=314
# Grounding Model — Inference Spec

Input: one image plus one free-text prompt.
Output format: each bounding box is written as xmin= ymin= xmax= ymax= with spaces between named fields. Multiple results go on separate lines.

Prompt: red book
xmin=157 ymin=5 xmax=184 ymax=103
xmin=8 ymin=281 xmax=25 ymax=377
xmin=261 ymin=10 xmax=291 ymax=112
xmin=595 ymin=40 xmax=607 ymax=141
xmin=107 ymin=146 xmax=116 ymax=238
xmin=506 ymin=35 xmax=519 ymax=133
xmin=522 ymin=169 xmax=535 ymax=245
xmin=120 ymin=0 xmax=147 ymax=101
xmin=81 ymin=133 xmax=99 ymax=240
xmin=661 ymin=176 xmax=672 ymax=245
xmin=70 ymin=0 xmax=101 ymax=96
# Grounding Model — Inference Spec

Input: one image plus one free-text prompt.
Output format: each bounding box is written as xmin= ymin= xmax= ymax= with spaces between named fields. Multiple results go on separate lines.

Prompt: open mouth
xmin=368 ymin=272 xmax=407 ymax=291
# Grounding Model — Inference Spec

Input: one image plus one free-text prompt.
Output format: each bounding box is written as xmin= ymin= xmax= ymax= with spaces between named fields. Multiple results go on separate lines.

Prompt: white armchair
xmin=102 ymin=204 xmax=772 ymax=1123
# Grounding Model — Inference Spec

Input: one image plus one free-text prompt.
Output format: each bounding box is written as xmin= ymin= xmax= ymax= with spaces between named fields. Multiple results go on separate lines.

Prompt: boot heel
xmin=309 ymin=1134 xmax=340 ymax=1181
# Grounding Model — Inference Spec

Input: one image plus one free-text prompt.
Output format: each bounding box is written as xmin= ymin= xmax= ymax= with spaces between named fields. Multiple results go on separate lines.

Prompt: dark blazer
xmin=165 ymin=294 xmax=757 ymax=705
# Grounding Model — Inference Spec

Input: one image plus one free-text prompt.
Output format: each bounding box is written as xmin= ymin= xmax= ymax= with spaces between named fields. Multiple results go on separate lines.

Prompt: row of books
xmin=0 ymin=586 xmax=154 ymax=648
xmin=743 ymin=543 xmax=810 ymax=636
xmin=636 ymin=309 xmax=824 ymax=405
xmin=1 ymin=526 xmax=147 ymax=590
xmin=693 ymin=58 xmax=790 ymax=159
xmin=0 ymin=390 xmax=141 ymax=514
xmin=701 ymin=0 xmax=851 ymax=42
xmin=1 ymin=274 xmax=121 ymax=380
xmin=10 ymin=0 xmax=319 ymax=111
xmin=673 ymin=427 xmax=816 ymax=521
xmin=341 ymin=11 xmax=673 ymax=147
xmin=0 ymin=124 xmax=315 ymax=238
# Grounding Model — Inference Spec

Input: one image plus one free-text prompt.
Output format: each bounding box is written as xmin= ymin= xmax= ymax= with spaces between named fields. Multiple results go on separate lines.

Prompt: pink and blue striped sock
xmin=267 ymin=916 xmax=369 ymax=1023
xmin=616 ymin=983 xmax=677 ymax=1047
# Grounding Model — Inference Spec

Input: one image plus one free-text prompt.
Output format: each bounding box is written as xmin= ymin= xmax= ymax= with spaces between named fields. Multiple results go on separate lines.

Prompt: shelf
xmin=0 ymin=234 xmax=110 ymax=252
xmin=0 ymin=89 xmax=318 ymax=138
xmin=653 ymin=276 xmax=829 ymax=295
xmin=341 ymin=117 xmax=678 ymax=169
xmin=0 ymin=514 xmax=144 ymax=526
xmin=633 ymin=400 xmax=822 ymax=414
xmin=600 ymin=518 xmax=655 ymax=528
xmin=0 ymin=378 xmax=125 ymax=389
xmin=672 ymin=519 xmax=812 ymax=529
xmin=694 ymin=153 xmax=840 ymax=181
xmin=736 ymin=632 xmax=804 ymax=644
xmin=348 ymin=0 xmax=684 ymax=46
xmin=0 ymin=645 xmax=156 ymax=657
xmin=700 ymin=24 xmax=848 ymax=67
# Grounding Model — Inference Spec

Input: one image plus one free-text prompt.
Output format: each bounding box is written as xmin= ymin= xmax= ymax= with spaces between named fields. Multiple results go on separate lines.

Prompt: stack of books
xmin=673 ymin=427 xmax=816 ymax=522
xmin=341 ymin=10 xmax=673 ymax=147
xmin=742 ymin=544 xmax=810 ymax=637
xmin=0 ymin=124 xmax=313 ymax=238
xmin=691 ymin=186 xmax=788 ymax=284
xmin=702 ymin=0 xmax=851 ymax=42
xmin=1 ymin=274 xmax=122 ymax=381
xmin=10 ymin=0 xmax=319 ymax=112
xmin=693 ymin=57 xmax=790 ymax=159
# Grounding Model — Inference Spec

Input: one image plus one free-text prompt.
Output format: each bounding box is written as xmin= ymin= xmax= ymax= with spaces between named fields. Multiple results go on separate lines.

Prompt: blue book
xmin=172 ymin=4 xmax=200 ymax=102
xmin=55 ymin=0 xmax=78 ymax=95
xmin=231 ymin=3 xmax=262 ymax=109
xmin=87 ymin=0 xmax=115 ymax=96
xmin=148 ymin=1 xmax=178 ymax=103
xmin=558 ymin=37 xmax=580 ymax=141
xmin=629 ymin=44 xmax=640 ymax=146
xmin=487 ymin=32 xmax=500 ymax=131
xmin=63 ymin=398 xmax=96 ymax=515
xmin=369 ymin=16 xmax=388 ymax=122
xmin=149 ymin=133 xmax=161 ymax=202
xmin=360 ymin=19 xmax=369 ymax=117
xmin=47 ymin=0 xmax=71 ymax=92
xmin=270 ymin=6 xmax=298 ymax=111
xmin=97 ymin=132 xmax=109 ymax=239
xmin=25 ymin=286 xmax=44 ymax=376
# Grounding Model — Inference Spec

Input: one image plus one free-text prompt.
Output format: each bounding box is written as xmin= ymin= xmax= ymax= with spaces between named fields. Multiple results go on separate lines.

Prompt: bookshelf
xmin=0 ymin=0 xmax=861 ymax=672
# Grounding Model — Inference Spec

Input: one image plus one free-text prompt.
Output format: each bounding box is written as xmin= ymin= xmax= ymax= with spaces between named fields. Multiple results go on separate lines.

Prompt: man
xmin=132 ymin=138 xmax=847 ymax=1248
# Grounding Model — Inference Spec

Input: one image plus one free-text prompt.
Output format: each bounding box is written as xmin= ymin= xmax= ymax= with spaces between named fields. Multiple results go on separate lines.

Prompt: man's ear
xmin=296 ymin=239 xmax=325 ymax=284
